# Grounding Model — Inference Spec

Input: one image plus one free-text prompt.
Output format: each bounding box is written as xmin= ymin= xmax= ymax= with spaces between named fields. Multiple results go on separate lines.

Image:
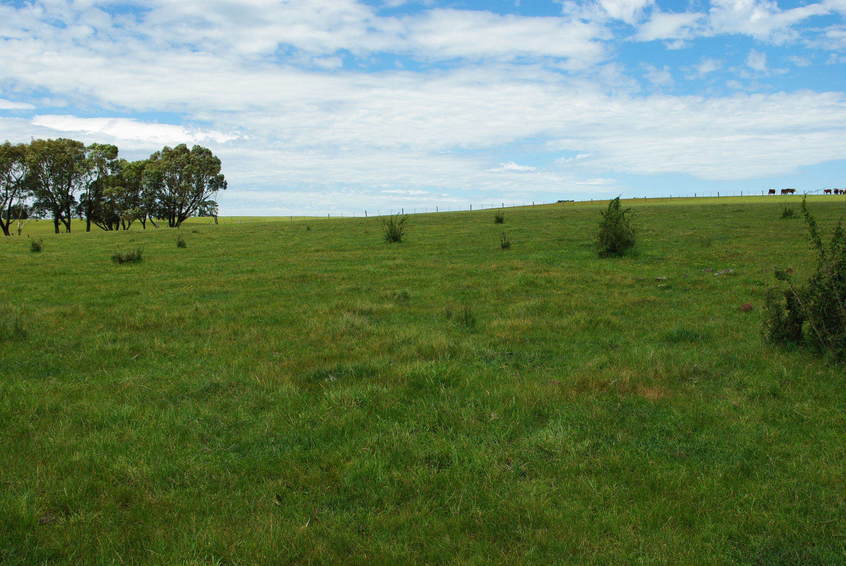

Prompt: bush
xmin=500 ymin=232 xmax=511 ymax=249
xmin=112 ymin=248 xmax=144 ymax=264
xmin=781 ymin=206 xmax=797 ymax=219
xmin=494 ymin=211 xmax=505 ymax=224
xmin=176 ymin=235 xmax=187 ymax=248
xmin=0 ymin=304 xmax=27 ymax=341
xmin=597 ymin=197 xmax=635 ymax=257
xmin=763 ymin=198 xmax=846 ymax=359
xmin=383 ymin=214 xmax=408 ymax=243
xmin=30 ymin=239 xmax=43 ymax=253
xmin=763 ymin=288 xmax=803 ymax=344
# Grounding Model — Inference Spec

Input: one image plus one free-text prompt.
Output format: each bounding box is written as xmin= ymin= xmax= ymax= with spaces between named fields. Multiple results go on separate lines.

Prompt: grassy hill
xmin=2 ymin=196 xmax=845 ymax=564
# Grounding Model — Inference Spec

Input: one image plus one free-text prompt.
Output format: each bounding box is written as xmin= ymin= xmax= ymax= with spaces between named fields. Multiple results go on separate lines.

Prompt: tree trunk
xmin=53 ymin=216 xmax=60 ymax=234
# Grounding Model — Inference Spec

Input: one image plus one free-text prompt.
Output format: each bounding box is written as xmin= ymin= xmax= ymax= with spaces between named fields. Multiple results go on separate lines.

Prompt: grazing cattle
xmin=768 ymin=189 xmax=776 ymax=195
xmin=824 ymin=189 xmax=832 ymax=194
xmin=781 ymin=188 xmax=797 ymax=195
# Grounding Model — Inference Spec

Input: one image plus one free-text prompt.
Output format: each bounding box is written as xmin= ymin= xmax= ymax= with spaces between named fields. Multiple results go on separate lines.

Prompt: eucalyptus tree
xmin=27 ymin=138 xmax=87 ymax=233
xmin=0 ymin=142 xmax=29 ymax=236
xmin=145 ymin=144 xmax=227 ymax=228
xmin=79 ymin=143 xmax=119 ymax=232
xmin=90 ymin=158 xmax=145 ymax=231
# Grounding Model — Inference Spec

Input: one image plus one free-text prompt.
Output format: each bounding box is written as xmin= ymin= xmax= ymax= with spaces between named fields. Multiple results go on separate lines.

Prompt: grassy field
xmin=2 ymin=196 xmax=845 ymax=564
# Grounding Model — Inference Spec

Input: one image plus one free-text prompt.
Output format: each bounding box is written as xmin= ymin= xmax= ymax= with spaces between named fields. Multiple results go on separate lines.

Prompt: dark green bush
xmin=176 ymin=235 xmax=187 ymax=248
xmin=383 ymin=214 xmax=408 ymax=243
xmin=764 ymin=199 xmax=846 ymax=359
xmin=112 ymin=248 xmax=144 ymax=264
xmin=500 ymin=232 xmax=511 ymax=249
xmin=781 ymin=206 xmax=797 ymax=219
xmin=30 ymin=239 xmax=42 ymax=253
xmin=763 ymin=288 xmax=804 ymax=344
xmin=597 ymin=197 xmax=635 ymax=257
xmin=494 ymin=211 xmax=505 ymax=224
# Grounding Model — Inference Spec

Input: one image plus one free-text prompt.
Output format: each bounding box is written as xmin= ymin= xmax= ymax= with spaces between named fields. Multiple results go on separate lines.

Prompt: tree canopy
xmin=0 ymin=138 xmax=228 ymax=234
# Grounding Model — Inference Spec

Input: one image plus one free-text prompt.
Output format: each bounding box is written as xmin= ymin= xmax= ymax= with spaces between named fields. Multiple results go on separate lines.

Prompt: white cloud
xmin=496 ymin=161 xmax=537 ymax=172
xmin=402 ymin=9 xmax=607 ymax=65
xmin=643 ymin=64 xmax=673 ymax=87
xmin=635 ymin=11 xmax=704 ymax=41
xmin=695 ymin=58 xmax=722 ymax=76
xmin=746 ymin=49 xmax=768 ymax=71
xmin=708 ymin=0 xmax=830 ymax=42
xmin=635 ymin=0 xmax=831 ymax=45
xmin=598 ymin=0 xmax=655 ymax=24
xmin=0 ymin=98 xmax=34 ymax=110
xmin=31 ymin=115 xmax=239 ymax=146
xmin=787 ymin=55 xmax=811 ymax=67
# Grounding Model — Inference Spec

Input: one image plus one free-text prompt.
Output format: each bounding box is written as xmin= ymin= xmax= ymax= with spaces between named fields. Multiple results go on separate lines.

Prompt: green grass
xmin=2 ymin=196 xmax=845 ymax=564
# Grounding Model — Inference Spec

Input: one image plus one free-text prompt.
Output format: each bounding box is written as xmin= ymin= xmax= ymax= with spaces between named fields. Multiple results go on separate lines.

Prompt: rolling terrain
xmin=2 ymin=196 xmax=845 ymax=564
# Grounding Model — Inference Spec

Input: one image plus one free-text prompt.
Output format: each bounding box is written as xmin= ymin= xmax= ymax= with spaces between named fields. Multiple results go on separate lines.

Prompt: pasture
xmin=1 ymin=196 xmax=845 ymax=564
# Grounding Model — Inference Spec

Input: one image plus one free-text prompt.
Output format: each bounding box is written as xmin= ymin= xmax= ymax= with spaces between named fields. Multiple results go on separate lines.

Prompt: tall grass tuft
xmin=597 ymin=197 xmax=635 ymax=257
xmin=781 ymin=206 xmax=797 ymax=219
xmin=445 ymin=305 xmax=476 ymax=330
xmin=30 ymin=239 xmax=43 ymax=253
xmin=383 ymin=214 xmax=408 ymax=243
xmin=112 ymin=248 xmax=144 ymax=264
xmin=494 ymin=211 xmax=505 ymax=224
xmin=764 ymin=198 xmax=846 ymax=359
xmin=176 ymin=234 xmax=187 ymax=248
xmin=0 ymin=304 xmax=27 ymax=341
xmin=500 ymin=232 xmax=511 ymax=249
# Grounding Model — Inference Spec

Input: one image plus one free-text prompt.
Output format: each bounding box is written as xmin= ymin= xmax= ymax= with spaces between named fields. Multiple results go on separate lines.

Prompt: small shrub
xmin=494 ymin=211 xmax=505 ymax=224
xmin=0 ymin=304 xmax=27 ymax=341
xmin=763 ymin=198 xmax=846 ymax=359
xmin=111 ymin=248 xmax=144 ymax=264
xmin=176 ymin=235 xmax=187 ymax=248
xmin=500 ymin=232 xmax=511 ymax=249
xmin=597 ymin=197 xmax=635 ymax=257
xmin=445 ymin=305 xmax=476 ymax=330
xmin=383 ymin=214 xmax=408 ymax=243
xmin=30 ymin=239 xmax=43 ymax=253
xmin=781 ymin=206 xmax=797 ymax=219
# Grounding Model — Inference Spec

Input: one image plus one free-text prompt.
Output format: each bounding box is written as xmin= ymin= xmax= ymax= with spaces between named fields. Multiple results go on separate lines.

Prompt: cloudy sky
xmin=1 ymin=0 xmax=845 ymax=215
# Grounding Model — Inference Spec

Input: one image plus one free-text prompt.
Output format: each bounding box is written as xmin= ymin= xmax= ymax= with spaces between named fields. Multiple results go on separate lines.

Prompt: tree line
xmin=0 ymin=139 xmax=227 ymax=236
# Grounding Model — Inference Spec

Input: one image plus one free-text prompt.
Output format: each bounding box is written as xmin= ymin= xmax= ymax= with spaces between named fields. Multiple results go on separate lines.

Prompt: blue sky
xmin=1 ymin=0 xmax=845 ymax=215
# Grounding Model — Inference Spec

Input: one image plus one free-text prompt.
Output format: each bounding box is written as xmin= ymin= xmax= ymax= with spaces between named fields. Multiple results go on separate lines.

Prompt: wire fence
xmin=308 ymin=188 xmax=843 ymax=219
